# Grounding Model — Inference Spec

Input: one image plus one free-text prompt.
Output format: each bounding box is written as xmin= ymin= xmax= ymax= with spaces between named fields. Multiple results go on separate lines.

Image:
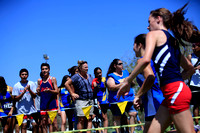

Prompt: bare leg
xmin=143 ymin=121 xmax=151 ymax=133
xmin=193 ymin=104 xmax=199 ymax=125
xmin=21 ymin=123 xmax=27 ymax=133
xmin=113 ymin=116 xmax=121 ymax=133
xmin=48 ymin=118 xmax=53 ymax=132
xmin=148 ymin=105 xmax=172 ymax=133
xmin=15 ymin=124 xmax=20 ymax=133
xmin=86 ymin=115 xmax=93 ymax=133
xmin=4 ymin=117 xmax=15 ymax=133
xmin=102 ymin=111 xmax=108 ymax=133
xmin=52 ymin=116 xmax=58 ymax=132
xmin=172 ymin=109 xmax=195 ymax=133
xmin=61 ymin=111 xmax=67 ymax=131
xmin=32 ymin=122 xmax=37 ymax=133
xmin=41 ymin=115 xmax=48 ymax=133
xmin=77 ymin=116 xmax=85 ymax=133
xmin=128 ymin=111 xmax=137 ymax=133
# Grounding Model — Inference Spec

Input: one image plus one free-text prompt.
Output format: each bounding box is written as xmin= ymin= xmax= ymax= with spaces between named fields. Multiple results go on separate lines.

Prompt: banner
xmin=47 ymin=111 xmax=57 ymax=124
xmin=117 ymin=101 xmax=128 ymax=114
xmin=82 ymin=106 xmax=92 ymax=119
xmin=16 ymin=114 xmax=24 ymax=126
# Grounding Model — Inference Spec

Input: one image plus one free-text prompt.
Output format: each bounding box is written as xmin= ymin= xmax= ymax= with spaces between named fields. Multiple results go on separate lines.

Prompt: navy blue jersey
xmin=152 ymin=30 xmax=183 ymax=87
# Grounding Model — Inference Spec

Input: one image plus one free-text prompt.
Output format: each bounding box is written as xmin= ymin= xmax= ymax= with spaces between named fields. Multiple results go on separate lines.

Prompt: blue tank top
xmin=152 ymin=30 xmax=183 ymax=87
xmin=0 ymin=86 xmax=14 ymax=115
xmin=93 ymin=77 xmax=109 ymax=104
xmin=107 ymin=70 xmax=135 ymax=103
xmin=40 ymin=77 xmax=58 ymax=110
xmin=59 ymin=87 xmax=74 ymax=108
xmin=136 ymin=59 xmax=164 ymax=117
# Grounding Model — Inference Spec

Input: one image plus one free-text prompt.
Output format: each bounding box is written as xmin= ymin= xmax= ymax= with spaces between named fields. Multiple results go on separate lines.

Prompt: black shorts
xmin=1 ymin=116 xmax=15 ymax=127
xmin=145 ymin=115 xmax=155 ymax=122
xmin=190 ymin=86 xmax=200 ymax=105
xmin=100 ymin=104 xmax=110 ymax=114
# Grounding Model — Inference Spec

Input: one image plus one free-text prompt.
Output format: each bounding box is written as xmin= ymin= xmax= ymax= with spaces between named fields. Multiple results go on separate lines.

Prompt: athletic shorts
xmin=60 ymin=106 xmax=75 ymax=111
xmin=161 ymin=81 xmax=191 ymax=114
xmin=23 ymin=115 xmax=36 ymax=124
xmin=145 ymin=115 xmax=155 ymax=122
xmin=110 ymin=102 xmax=137 ymax=116
xmin=190 ymin=86 xmax=200 ymax=105
xmin=99 ymin=104 xmax=110 ymax=114
xmin=1 ymin=116 xmax=14 ymax=127
xmin=75 ymin=99 xmax=94 ymax=117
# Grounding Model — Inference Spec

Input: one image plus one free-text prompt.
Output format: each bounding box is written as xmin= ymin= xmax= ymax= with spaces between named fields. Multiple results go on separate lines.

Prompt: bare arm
xmin=65 ymin=78 xmax=79 ymax=100
xmin=117 ymin=32 xmax=157 ymax=98
xmin=8 ymin=86 xmax=15 ymax=116
xmin=27 ymin=84 xmax=36 ymax=99
xmin=44 ymin=77 xmax=59 ymax=94
xmin=106 ymin=77 xmax=122 ymax=91
xmin=14 ymin=86 xmax=27 ymax=101
xmin=57 ymin=88 xmax=61 ymax=115
xmin=135 ymin=63 xmax=155 ymax=98
xmin=36 ymin=79 xmax=41 ymax=95
xmin=180 ymin=54 xmax=195 ymax=80
xmin=127 ymin=32 xmax=157 ymax=83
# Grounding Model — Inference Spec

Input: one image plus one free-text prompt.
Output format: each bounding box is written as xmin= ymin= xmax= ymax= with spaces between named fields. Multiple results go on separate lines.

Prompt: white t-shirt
xmin=12 ymin=80 xmax=37 ymax=115
xmin=190 ymin=53 xmax=200 ymax=87
xmin=34 ymin=81 xmax=40 ymax=111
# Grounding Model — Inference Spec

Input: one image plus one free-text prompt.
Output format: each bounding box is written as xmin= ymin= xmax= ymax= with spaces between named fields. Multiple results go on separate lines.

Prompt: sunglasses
xmin=117 ymin=63 xmax=123 ymax=65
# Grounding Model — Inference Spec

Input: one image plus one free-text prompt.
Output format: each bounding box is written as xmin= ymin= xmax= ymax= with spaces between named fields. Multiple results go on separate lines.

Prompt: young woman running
xmin=118 ymin=4 xmax=199 ymax=133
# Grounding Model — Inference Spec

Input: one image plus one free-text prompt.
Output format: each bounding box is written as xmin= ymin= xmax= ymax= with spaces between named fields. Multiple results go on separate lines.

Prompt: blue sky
xmin=0 ymin=0 xmax=199 ymax=87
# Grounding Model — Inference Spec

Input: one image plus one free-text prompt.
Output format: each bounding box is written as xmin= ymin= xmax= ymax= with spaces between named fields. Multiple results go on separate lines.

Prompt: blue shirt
xmin=0 ymin=86 xmax=14 ymax=115
xmin=71 ymin=73 xmax=93 ymax=100
xmin=136 ymin=59 xmax=164 ymax=117
xmin=107 ymin=70 xmax=135 ymax=103
xmin=92 ymin=77 xmax=109 ymax=104
xmin=60 ymin=87 xmax=74 ymax=108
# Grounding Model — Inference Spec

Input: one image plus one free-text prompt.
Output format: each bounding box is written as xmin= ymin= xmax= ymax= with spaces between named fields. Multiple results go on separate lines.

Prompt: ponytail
xmin=170 ymin=3 xmax=200 ymax=45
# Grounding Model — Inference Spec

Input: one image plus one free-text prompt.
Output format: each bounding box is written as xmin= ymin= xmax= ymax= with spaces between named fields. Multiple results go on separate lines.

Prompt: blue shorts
xmin=110 ymin=102 xmax=137 ymax=116
xmin=60 ymin=106 xmax=74 ymax=111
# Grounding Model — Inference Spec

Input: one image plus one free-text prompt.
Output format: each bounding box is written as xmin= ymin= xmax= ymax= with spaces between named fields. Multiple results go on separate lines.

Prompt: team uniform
xmin=151 ymin=30 xmax=192 ymax=114
xmin=40 ymin=77 xmax=58 ymax=115
xmin=92 ymin=77 xmax=109 ymax=124
xmin=59 ymin=87 xmax=75 ymax=122
xmin=92 ymin=77 xmax=109 ymax=113
xmin=189 ymin=53 xmax=200 ymax=105
xmin=0 ymin=86 xmax=16 ymax=127
xmin=107 ymin=70 xmax=136 ymax=116
xmin=136 ymin=59 xmax=164 ymax=121
xmin=59 ymin=87 xmax=74 ymax=111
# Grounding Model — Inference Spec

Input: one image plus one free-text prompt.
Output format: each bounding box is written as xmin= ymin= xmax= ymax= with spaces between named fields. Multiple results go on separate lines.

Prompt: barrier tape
xmin=53 ymin=123 xmax=144 ymax=133
xmin=51 ymin=116 xmax=200 ymax=133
